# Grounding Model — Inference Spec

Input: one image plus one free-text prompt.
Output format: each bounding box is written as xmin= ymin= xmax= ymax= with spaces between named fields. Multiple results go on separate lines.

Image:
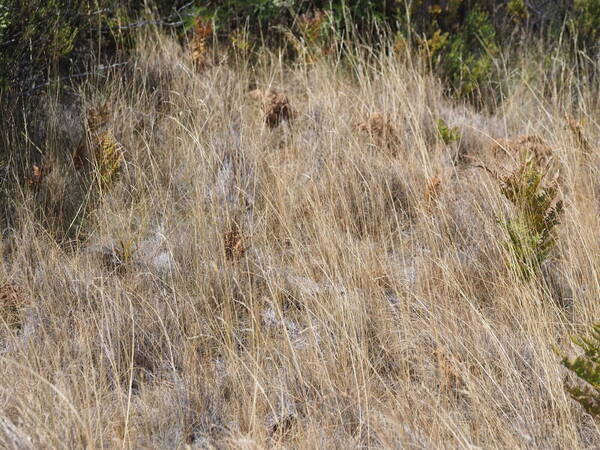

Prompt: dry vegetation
xmin=2 ymin=27 xmax=600 ymax=448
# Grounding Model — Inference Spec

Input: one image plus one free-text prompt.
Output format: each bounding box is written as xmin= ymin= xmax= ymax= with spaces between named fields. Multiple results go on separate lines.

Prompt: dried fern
xmin=566 ymin=116 xmax=591 ymax=153
xmin=191 ymin=16 xmax=212 ymax=71
xmin=0 ymin=282 xmax=26 ymax=332
xmin=27 ymin=161 xmax=52 ymax=186
xmin=224 ymin=227 xmax=246 ymax=261
xmin=87 ymin=103 xmax=111 ymax=134
xmin=281 ymin=10 xmax=333 ymax=63
xmin=355 ymin=112 xmax=399 ymax=152
xmin=249 ymin=89 xmax=294 ymax=128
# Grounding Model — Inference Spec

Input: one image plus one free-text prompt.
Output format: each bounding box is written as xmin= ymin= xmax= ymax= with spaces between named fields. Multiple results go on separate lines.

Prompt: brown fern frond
xmin=566 ymin=115 xmax=591 ymax=152
xmin=224 ymin=228 xmax=246 ymax=261
xmin=298 ymin=10 xmax=327 ymax=44
xmin=424 ymin=176 xmax=442 ymax=205
xmin=0 ymin=282 xmax=26 ymax=331
xmin=249 ymin=89 xmax=295 ymax=128
xmin=355 ymin=112 xmax=399 ymax=152
xmin=27 ymin=161 xmax=52 ymax=186
xmin=191 ymin=16 xmax=213 ymax=71
xmin=87 ymin=103 xmax=111 ymax=135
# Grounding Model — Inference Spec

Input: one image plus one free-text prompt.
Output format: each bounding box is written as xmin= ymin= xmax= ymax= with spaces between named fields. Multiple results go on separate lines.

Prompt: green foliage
xmin=0 ymin=0 xmax=165 ymax=95
xmin=562 ymin=323 xmax=600 ymax=419
xmin=178 ymin=0 xmax=400 ymax=44
xmin=2 ymin=0 xmax=600 ymax=104
xmin=0 ymin=2 xmax=9 ymax=40
xmin=499 ymin=159 xmax=563 ymax=280
xmin=507 ymin=0 xmax=529 ymax=22
xmin=570 ymin=0 xmax=600 ymax=51
xmin=436 ymin=118 xmax=460 ymax=145
xmin=428 ymin=7 xmax=499 ymax=97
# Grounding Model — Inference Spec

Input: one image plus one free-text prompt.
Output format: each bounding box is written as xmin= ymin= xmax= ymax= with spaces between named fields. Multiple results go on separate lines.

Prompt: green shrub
xmin=0 ymin=0 xmax=178 ymax=96
xmin=436 ymin=118 xmax=460 ymax=145
xmin=570 ymin=0 xmax=600 ymax=52
xmin=562 ymin=323 xmax=600 ymax=418
xmin=506 ymin=0 xmax=529 ymax=22
xmin=428 ymin=7 xmax=499 ymax=98
xmin=498 ymin=159 xmax=563 ymax=280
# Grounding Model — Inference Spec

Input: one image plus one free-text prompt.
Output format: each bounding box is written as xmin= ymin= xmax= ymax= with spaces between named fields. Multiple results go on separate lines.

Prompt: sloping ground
xmin=1 ymin=31 xmax=600 ymax=448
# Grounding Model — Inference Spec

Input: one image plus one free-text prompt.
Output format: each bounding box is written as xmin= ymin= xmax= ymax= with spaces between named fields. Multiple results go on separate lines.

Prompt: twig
xmin=23 ymin=62 xmax=129 ymax=96
xmin=104 ymin=19 xmax=183 ymax=33
xmin=468 ymin=161 xmax=501 ymax=180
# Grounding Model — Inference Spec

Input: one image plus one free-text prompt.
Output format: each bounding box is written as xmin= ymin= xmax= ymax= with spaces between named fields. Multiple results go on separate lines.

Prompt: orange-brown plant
xmin=249 ymin=89 xmax=295 ymax=127
xmin=0 ymin=282 xmax=26 ymax=331
xmin=190 ymin=16 xmax=212 ymax=71
xmin=355 ymin=112 xmax=399 ymax=152
xmin=224 ymin=227 xmax=246 ymax=261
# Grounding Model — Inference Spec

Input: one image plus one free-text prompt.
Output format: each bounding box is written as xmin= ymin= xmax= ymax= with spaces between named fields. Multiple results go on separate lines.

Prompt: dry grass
xmin=1 ymin=29 xmax=600 ymax=448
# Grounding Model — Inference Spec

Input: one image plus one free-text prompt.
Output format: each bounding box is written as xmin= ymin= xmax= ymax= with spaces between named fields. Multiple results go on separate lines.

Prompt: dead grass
xmin=1 ymin=29 xmax=600 ymax=448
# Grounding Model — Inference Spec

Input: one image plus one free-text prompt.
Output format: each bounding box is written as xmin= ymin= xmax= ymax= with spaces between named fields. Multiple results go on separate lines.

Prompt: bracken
xmin=249 ymin=89 xmax=294 ymax=128
xmin=355 ymin=112 xmax=399 ymax=152
xmin=27 ymin=161 xmax=52 ymax=186
xmin=0 ymin=282 xmax=26 ymax=331
xmin=190 ymin=16 xmax=212 ymax=72
xmin=224 ymin=228 xmax=246 ymax=261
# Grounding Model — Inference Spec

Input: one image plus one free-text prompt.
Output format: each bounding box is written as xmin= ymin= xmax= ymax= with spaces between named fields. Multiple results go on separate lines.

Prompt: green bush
xmin=0 ymin=0 xmax=191 ymax=96
xmin=427 ymin=6 xmax=499 ymax=98
xmin=436 ymin=118 xmax=460 ymax=145
xmin=498 ymin=159 xmax=563 ymax=281
xmin=570 ymin=0 xmax=600 ymax=52
xmin=562 ymin=323 xmax=600 ymax=419
xmin=3 ymin=0 xmax=600 ymax=100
